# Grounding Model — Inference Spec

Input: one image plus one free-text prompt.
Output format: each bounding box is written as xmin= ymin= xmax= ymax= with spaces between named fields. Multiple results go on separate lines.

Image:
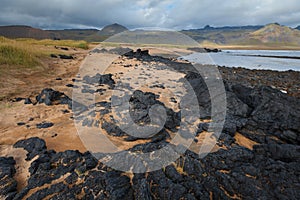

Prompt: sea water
xmin=180 ymin=50 xmax=300 ymax=71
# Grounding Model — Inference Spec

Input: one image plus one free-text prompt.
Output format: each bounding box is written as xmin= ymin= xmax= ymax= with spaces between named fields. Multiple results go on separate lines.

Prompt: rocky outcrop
xmin=90 ymin=47 xmax=133 ymax=55
xmin=83 ymin=73 xmax=115 ymax=88
xmin=219 ymin=66 xmax=300 ymax=98
xmin=229 ymin=84 xmax=300 ymax=145
xmin=124 ymin=49 xmax=150 ymax=58
xmin=36 ymin=88 xmax=73 ymax=107
xmin=181 ymin=67 xmax=300 ymax=145
xmin=0 ymin=157 xmax=17 ymax=200
xmin=0 ymin=135 xmax=297 ymax=199
xmin=101 ymin=90 xmax=180 ymax=141
xmin=24 ymin=88 xmax=88 ymax=114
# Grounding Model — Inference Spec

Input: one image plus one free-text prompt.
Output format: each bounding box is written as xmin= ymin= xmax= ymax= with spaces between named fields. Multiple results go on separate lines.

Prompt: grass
xmin=16 ymin=38 xmax=89 ymax=49
xmin=0 ymin=45 xmax=40 ymax=68
xmin=0 ymin=36 xmax=90 ymax=69
xmin=0 ymin=37 xmax=42 ymax=71
xmin=0 ymin=36 xmax=90 ymax=101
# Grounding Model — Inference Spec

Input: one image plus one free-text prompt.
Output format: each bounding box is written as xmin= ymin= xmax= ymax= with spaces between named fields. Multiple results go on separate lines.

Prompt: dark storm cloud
xmin=0 ymin=0 xmax=299 ymax=29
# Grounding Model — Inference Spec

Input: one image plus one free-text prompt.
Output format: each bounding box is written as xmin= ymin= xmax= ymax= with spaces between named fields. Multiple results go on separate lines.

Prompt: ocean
xmin=180 ymin=50 xmax=300 ymax=71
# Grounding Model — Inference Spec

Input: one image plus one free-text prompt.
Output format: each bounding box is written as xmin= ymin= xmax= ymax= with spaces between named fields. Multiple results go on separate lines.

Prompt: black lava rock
xmin=59 ymin=54 xmax=73 ymax=59
xmin=36 ymin=122 xmax=54 ymax=129
xmin=24 ymin=98 xmax=33 ymax=104
xmin=5 ymin=50 xmax=300 ymax=200
xmin=35 ymin=88 xmax=87 ymax=114
xmin=17 ymin=122 xmax=26 ymax=126
xmin=83 ymin=73 xmax=115 ymax=88
xmin=0 ymin=157 xmax=17 ymax=199
xmin=14 ymin=137 xmax=47 ymax=160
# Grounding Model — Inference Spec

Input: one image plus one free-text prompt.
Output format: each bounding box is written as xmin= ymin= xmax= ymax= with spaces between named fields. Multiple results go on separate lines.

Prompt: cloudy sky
xmin=0 ymin=0 xmax=299 ymax=30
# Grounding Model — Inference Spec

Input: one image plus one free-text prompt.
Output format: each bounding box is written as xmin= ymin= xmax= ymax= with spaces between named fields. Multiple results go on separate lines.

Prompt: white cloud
xmin=0 ymin=0 xmax=299 ymax=29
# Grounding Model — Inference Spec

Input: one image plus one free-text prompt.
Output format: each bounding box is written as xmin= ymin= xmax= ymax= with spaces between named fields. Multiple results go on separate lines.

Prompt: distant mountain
xmin=248 ymin=23 xmax=300 ymax=45
xmin=182 ymin=23 xmax=300 ymax=46
xmin=49 ymin=29 xmax=102 ymax=41
xmin=0 ymin=25 xmax=59 ymax=39
xmin=181 ymin=25 xmax=263 ymax=44
xmin=97 ymin=23 xmax=128 ymax=36
xmin=188 ymin=25 xmax=264 ymax=31
xmin=0 ymin=24 xmax=126 ymax=42
xmin=1 ymin=23 xmax=300 ymax=47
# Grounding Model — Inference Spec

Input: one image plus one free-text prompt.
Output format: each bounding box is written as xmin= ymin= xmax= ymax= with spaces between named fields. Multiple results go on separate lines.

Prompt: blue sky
xmin=0 ymin=0 xmax=299 ymax=30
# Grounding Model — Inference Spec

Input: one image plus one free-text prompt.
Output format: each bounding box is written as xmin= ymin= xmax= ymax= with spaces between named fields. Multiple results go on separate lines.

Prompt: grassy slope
xmin=0 ymin=36 xmax=89 ymax=64
xmin=0 ymin=37 xmax=90 ymax=100
xmin=49 ymin=29 xmax=108 ymax=42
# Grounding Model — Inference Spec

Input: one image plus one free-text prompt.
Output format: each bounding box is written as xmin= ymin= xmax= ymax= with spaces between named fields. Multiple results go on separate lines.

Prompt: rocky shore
xmin=0 ymin=49 xmax=299 ymax=199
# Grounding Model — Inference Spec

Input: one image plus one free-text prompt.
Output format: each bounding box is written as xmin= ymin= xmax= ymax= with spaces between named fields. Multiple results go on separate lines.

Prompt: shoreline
xmin=200 ymin=43 xmax=300 ymax=51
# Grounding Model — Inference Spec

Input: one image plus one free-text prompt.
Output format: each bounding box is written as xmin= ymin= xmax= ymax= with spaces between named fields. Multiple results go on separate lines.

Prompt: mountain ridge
xmin=248 ymin=23 xmax=300 ymax=44
xmin=182 ymin=23 xmax=300 ymax=46
xmin=97 ymin=23 xmax=128 ymax=36
xmin=0 ymin=25 xmax=59 ymax=39
xmin=1 ymin=23 xmax=300 ymax=47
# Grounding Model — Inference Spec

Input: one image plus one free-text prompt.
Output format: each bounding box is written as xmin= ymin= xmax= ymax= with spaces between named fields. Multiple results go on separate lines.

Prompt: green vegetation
xmin=0 ymin=36 xmax=91 ymax=101
xmin=0 ymin=45 xmax=40 ymax=68
xmin=0 ymin=36 xmax=90 ymax=70
xmin=0 ymin=37 xmax=41 ymax=68
xmin=16 ymin=38 xmax=89 ymax=49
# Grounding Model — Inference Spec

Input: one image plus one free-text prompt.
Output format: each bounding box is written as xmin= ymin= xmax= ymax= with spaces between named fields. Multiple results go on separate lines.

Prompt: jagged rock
xmin=35 ymin=88 xmax=87 ymax=114
xmin=101 ymin=119 xmax=127 ymax=137
xmin=132 ymin=175 xmax=153 ymax=200
xmin=0 ymin=157 xmax=17 ymax=199
xmin=219 ymin=66 xmax=300 ymax=98
xmin=129 ymin=90 xmax=180 ymax=131
xmin=253 ymin=143 xmax=300 ymax=162
xmin=14 ymin=137 xmax=47 ymax=160
xmin=5 ymin=49 xmax=300 ymax=199
xmin=90 ymin=48 xmax=108 ymax=53
xmin=59 ymin=54 xmax=73 ymax=59
xmin=24 ymin=98 xmax=32 ymax=104
xmin=124 ymin=49 xmax=150 ymax=58
xmin=204 ymin=48 xmax=221 ymax=53
xmin=83 ymin=73 xmax=115 ymax=88
xmin=232 ymin=85 xmax=300 ymax=144
xmin=109 ymin=47 xmax=133 ymax=55
xmin=182 ymin=71 xmax=212 ymax=119
xmin=36 ymin=88 xmax=71 ymax=106
xmin=36 ymin=122 xmax=54 ymax=129
xmin=7 ymin=136 xmax=300 ymax=199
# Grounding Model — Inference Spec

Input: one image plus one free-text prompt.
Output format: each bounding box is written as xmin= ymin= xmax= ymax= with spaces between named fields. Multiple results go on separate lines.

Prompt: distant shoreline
xmin=237 ymin=54 xmax=300 ymax=60
xmin=201 ymin=44 xmax=300 ymax=51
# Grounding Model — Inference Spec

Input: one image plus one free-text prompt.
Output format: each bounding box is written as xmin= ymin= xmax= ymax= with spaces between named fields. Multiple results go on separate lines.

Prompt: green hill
xmin=0 ymin=25 xmax=59 ymax=39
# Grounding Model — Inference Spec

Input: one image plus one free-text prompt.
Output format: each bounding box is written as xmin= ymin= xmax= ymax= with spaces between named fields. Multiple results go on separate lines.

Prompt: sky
xmin=0 ymin=0 xmax=299 ymax=30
